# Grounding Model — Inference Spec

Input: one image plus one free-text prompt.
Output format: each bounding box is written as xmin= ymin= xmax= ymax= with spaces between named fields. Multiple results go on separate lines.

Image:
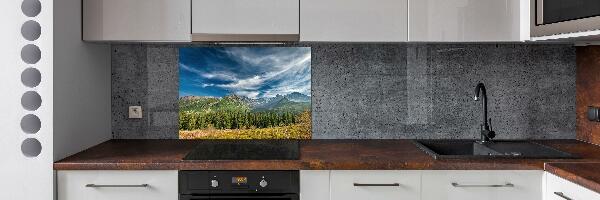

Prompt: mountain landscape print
xmin=179 ymin=47 xmax=311 ymax=139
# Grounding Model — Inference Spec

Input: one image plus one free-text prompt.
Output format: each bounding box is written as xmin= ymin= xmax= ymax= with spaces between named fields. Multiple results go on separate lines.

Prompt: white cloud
xmin=201 ymin=83 xmax=214 ymax=88
xmin=186 ymin=47 xmax=311 ymax=99
xmin=180 ymin=63 xmax=202 ymax=74
xmin=258 ymin=53 xmax=311 ymax=98
xmin=234 ymin=91 xmax=260 ymax=99
xmin=216 ymin=75 xmax=263 ymax=90
xmin=202 ymin=72 xmax=238 ymax=81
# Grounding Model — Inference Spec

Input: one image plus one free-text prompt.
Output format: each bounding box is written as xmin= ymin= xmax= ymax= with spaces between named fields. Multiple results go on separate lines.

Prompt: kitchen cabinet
xmin=545 ymin=172 xmax=600 ymax=200
xmin=191 ymin=0 xmax=299 ymax=41
xmin=330 ymin=170 xmax=421 ymax=200
xmin=300 ymin=171 xmax=331 ymax=200
xmin=300 ymin=0 xmax=408 ymax=42
xmin=82 ymin=0 xmax=191 ymax=41
xmin=421 ymin=170 xmax=543 ymax=200
xmin=409 ymin=0 xmax=529 ymax=42
xmin=57 ymin=170 xmax=178 ymax=200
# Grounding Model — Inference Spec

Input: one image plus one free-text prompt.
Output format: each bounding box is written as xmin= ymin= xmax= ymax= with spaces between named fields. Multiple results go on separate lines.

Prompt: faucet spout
xmin=474 ymin=83 xmax=495 ymax=142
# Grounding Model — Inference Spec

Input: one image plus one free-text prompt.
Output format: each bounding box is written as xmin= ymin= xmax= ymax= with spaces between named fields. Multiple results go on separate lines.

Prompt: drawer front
xmin=422 ymin=170 xmax=543 ymax=200
xmin=330 ymin=170 xmax=421 ymax=200
xmin=57 ymin=170 xmax=178 ymax=200
xmin=545 ymin=173 xmax=600 ymax=200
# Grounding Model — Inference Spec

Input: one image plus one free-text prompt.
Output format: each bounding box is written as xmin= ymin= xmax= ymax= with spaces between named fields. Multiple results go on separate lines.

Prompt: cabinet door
xmin=300 ymin=170 xmax=330 ymax=200
xmin=191 ymin=0 xmax=299 ymax=41
xmin=57 ymin=170 xmax=178 ymax=200
xmin=545 ymin=172 xmax=600 ymax=200
xmin=330 ymin=170 xmax=420 ymax=200
xmin=421 ymin=170 xmax=543 ymax=200
xmin=300 ymin=0 xmax=408 ymax=42
xmin=409 ymin=0 xmax=529 ymax=42
xmin=82 ymin=0 xmax=191 ymax=41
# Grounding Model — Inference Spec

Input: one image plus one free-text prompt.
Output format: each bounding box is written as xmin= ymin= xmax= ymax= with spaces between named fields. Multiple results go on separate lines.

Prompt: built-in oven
xmin=179 ymin=171 xmax=299 ymax=200
xmin=532 ymin=0 xmax=600 ymax=37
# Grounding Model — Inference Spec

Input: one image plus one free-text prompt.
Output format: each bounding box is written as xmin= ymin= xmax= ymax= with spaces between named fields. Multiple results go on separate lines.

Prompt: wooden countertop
xmin=54 ymin=139 xmax=600 ymax=194
xmin=545 ymin=162 xmax=600 ymax=194
xmin=54 ymin=139 xmax=600 ymax=171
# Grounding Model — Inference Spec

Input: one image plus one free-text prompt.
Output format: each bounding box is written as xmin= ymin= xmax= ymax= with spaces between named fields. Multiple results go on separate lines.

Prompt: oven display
xmin=232 ymin=176 xmax=248 ymax=185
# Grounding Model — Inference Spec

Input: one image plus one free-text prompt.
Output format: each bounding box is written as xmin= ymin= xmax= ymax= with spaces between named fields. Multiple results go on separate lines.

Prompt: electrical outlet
xmin=129 ymin=106 xmax=143 ymax=119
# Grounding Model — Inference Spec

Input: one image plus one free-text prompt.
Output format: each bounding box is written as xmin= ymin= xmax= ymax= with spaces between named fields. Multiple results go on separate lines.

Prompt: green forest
xmin=178 ymin=95 xmax=311 ymax=138
xmin=179 ymin=110 xmax=299 ymax=130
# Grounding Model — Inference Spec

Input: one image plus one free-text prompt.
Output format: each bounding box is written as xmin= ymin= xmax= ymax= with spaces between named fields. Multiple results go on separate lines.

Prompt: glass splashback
xmin=178 ymin=47 xmax=311 ymax=139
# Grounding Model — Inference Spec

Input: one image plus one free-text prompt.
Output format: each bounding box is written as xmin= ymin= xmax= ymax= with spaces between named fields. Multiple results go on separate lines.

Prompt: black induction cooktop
xmin=183 ymin=140 xmax=300 ymax=160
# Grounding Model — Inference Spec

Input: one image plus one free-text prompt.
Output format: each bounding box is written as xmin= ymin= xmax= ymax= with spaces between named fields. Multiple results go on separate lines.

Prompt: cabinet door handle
xmin=353 ymin=183 xmax=400 ymax=187
xmin=85 ymin=184 xmax=149 ymax=188
xmin=553 ymin=192 xmax=573 ymax=200
xmin=451 ymin=182 xmax=514 ymax=188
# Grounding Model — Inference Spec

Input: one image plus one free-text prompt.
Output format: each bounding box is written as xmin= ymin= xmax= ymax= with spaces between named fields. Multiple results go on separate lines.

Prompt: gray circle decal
xmin=21 ymin=0 xmax=41 ymax=17
xmin=21 ymin=20 xmax=41 ymax=41
xmin=21 ymin=44 xmax=41 ymax=64
xmin=21 ymin=68 xmax=41 ymax=88
xmin=21 ymin=138 xmax=42 ymax=157
xmin=21 ymin=114 xmax=41 ymax=134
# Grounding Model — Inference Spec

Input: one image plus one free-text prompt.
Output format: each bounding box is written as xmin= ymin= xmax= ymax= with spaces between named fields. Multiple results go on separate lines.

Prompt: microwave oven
xmin=532 ymin=0 xmax=600 ymax=37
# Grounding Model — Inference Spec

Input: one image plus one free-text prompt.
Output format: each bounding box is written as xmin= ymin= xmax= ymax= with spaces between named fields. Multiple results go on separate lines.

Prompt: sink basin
xmin=413 ymin=140 xmax=577 ymax=160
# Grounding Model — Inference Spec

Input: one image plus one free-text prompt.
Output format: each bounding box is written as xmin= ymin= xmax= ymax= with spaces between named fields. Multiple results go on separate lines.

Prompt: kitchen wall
xmin=112 ymin=44 xmax=576 ymax=139
xmin=576 ymin=46 xmax=600 ymax=145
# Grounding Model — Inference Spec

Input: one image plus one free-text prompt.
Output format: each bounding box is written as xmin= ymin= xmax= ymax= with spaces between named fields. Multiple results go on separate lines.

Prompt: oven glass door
xmin=538 ymin=0 xmax=600 ymax=25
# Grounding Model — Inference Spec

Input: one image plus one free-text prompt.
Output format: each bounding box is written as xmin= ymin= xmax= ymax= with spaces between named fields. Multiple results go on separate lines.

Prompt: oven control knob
xmin=259 ymin=179 xmax=268 ymax=188
xmin=211 ymin=180 xmax=219 ymax=188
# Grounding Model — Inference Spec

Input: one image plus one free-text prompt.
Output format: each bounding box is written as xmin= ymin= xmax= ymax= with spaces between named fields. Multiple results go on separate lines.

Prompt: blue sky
xmin=179 ymin=47 xmax=311 ymax=99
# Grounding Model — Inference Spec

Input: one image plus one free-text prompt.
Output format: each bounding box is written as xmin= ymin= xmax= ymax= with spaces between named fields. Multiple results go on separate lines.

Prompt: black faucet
xmin=474 ymin=83 xmax=495 ymax=143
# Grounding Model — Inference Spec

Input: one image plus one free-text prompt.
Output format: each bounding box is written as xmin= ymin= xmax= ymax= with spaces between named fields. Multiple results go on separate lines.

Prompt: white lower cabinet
xmin=421 ymin=170 xmax=543 ymax=200
xmin=301 ymin=170 xmax=331 ymax=200
xmin=330 ymin=170 xmax=421 ymax=200
xmin=58 ymin=170 xmax=600 ymax=200
xmin=545 ymin=172 xmax=600 ymax=200
xmin=57 ymin=170 xmax=178 ymax=200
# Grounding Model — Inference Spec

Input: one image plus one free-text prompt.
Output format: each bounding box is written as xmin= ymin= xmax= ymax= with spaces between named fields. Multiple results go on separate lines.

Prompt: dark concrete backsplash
xmin=112 ymin=44 xmax=576 ymax=139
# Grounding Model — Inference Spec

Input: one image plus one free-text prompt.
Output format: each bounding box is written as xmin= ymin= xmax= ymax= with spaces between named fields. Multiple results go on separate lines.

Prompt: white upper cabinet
xmin=191 ymin=0 xmax=300 ymax=41
xmin=409 ymin=0 xmax=530 ymax=42
xmin=300 ymin=0 xmax=408 ymax=42
xmin=80 ymin=0 xmax=532 ymax=42
xmin=82 ymin=0 xmax=191 ymax=42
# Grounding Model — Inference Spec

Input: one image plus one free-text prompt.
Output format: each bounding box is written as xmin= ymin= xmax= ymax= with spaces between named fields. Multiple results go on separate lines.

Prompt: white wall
xmin=0 ymin=0 xmax=54 ymax=199
xmin=53 ymin=0 xmax=111 ymax=161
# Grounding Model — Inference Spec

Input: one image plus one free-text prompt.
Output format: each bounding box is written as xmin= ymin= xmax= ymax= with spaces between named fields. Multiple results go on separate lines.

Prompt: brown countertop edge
xmin=545 ymin=162 xmax=600 ymax=194
xmin=54 ymin=139 xmax=600 ymax=171
xmin=54 ymin=139 xmax=600 ymax=193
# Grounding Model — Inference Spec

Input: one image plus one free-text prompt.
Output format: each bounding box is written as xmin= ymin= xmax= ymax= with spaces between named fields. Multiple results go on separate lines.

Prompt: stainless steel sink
xmin=413 ymin=140 xmax=577 ymax=159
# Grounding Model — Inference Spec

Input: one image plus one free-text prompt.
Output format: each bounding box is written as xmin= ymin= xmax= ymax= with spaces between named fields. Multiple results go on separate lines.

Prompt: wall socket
xmin=128 ymin=106 xmax=143 ymax=119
